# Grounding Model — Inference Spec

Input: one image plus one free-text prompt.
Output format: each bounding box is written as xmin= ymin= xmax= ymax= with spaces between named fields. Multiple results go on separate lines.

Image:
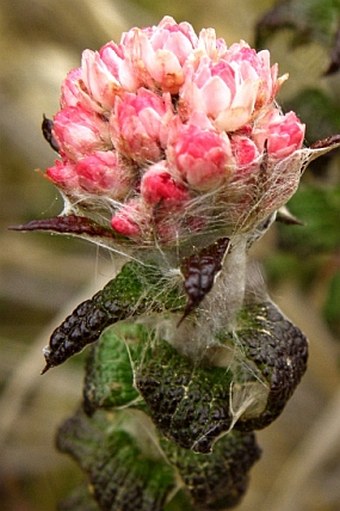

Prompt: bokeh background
xmin=1 ymin=1 xmax=339 ymax=510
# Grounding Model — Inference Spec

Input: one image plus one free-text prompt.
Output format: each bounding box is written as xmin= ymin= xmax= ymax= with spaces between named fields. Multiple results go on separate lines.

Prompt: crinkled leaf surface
xmin=83 ymin=324 xmax=146 ymax=415
xmin=161 ymin=430 xmax=261 ymax=510
xmin=43 ymin=260 xmax=185 ymax=371
xmin=134 ymin=301 xmax=307 ymax=450
xmin=57 ymin=409 xmax=176 ymax=511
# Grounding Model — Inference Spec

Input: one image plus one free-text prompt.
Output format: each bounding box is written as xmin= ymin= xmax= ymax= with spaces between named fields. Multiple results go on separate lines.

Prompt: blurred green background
xmin=1 ymin=1 xmax=339 ymax=510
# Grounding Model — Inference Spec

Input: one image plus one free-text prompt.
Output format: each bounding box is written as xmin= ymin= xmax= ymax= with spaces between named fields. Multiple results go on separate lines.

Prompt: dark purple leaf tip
xmin=9 ymin=215 xmax=117 ymax=239
xmin=178 ymin=237 xmax=231 ymax=325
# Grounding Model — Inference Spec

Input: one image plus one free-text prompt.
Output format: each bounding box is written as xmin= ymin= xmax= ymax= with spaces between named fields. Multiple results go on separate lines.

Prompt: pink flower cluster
xmin=46 ymin=16 xmax=305 ymax=244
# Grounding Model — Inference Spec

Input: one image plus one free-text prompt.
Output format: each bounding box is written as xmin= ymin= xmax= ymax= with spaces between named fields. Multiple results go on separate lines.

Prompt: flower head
xmin=37 ymin=17 xmax=339 ymax=253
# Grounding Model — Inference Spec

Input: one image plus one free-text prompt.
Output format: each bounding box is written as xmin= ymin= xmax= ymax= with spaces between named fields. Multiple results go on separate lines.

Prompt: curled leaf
xmin=42 ymin=261 xmax=185 ymax=373
xmin=135 ymin=301 xmax=308 ymax=451
xmin=57 ymin=409 xmax=176 ymax=511
xmin=135 ymin=337 xmax=233 ymax=453
xmin=161 ymin=431 xmax=261 ymax=510
xmin=83 ymin=325 xmax=145 ymax=415
xmin=227 ymin=301 xmax=308 ymax=431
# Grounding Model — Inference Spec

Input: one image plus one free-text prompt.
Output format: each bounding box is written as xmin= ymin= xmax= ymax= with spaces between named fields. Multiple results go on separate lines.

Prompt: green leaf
xmin=228 ymin=301 xmax=308 ymax=431
xmin=43 ymin=260 xmax=186 ymax=371
xmin=161 ymin=430 xmax=261 ymax=510
xmin=135 ymin=301 xmax=307 ymax=450
xmin=135 ymin=336 xmax=234 ymax=454
xmin=83 ymin=324 xmax=146 ymax=414
xmin=57 ymin=409 xmax=176 ymax=511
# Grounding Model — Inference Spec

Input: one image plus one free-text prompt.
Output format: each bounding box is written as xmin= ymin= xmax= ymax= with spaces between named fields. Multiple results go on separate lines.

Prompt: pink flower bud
xmin=180 ymin=41 xmax=287 ymax=133
xmin=46 ymin=160 xmax=79 ymax=189
xmin=74 ymin=150 xmax=133 ymax=198
xmin=168 ymin=120 xmax=233 ymax=191
xmin=122 ymin=16 xmax=198 ymax=93
xmin=60 ymin=68 xmax=82 ymax=108
xmin=180 ymin=58 xmax=259 ymax=132
xmin=268 ymin=111 xmax=305 ymax=158
xmin=99 ymin=41 xmax=139 ymax=92
xmin=197 ymin=28 xmax=228 ymax=60
xmin=148 ymin=16 xmax=198 ymax=64
xmin=140 ymin=161 xmax=189 ymax=205
xmin=111 ymin=198 xmax=150 ymax=237
xmin=110 ymin=88 xmax=173 ymax=163
xmin=60 ymin=68 xmax=101 ymax=113
xmin=231 ymin=134 xmax=260 ymax=169
xmin=254 ymin=110 xmax=305 ymax=159
xmin=46 ymin=151 xmax=133 ymax=199
xmin=81 ymin=46 xmax=139 ymax=111
xmin=225 ymin=41 xmax=287 ymax=109
xmin=53 ymin=106 xmax=111 ymax=161
xmin=81 ymin=49 xmax=120 ymax=110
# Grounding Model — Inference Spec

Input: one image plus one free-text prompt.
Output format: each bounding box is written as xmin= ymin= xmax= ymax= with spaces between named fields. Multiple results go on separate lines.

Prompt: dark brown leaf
xmin=42 ymin=114 xmax=60 ymax=152
xmin=178 ymin=237 xmax=230 ymax=325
